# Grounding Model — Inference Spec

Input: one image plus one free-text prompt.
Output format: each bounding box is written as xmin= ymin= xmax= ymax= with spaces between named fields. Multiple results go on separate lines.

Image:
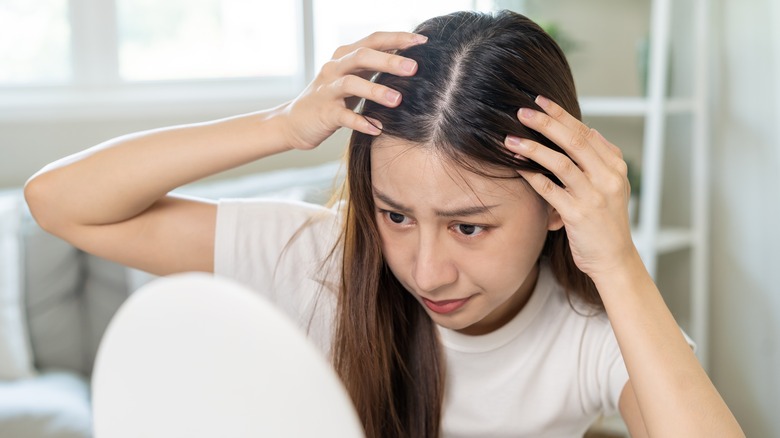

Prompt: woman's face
xmin=371 ymin=137 xmax=563 ymax=335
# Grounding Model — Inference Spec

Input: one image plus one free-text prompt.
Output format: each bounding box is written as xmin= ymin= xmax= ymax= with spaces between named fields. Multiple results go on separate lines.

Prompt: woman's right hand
xmin=281 ymin=31 xmax=427 ymax=151
xmin=24 ymin=31 xmax=426 ymax=277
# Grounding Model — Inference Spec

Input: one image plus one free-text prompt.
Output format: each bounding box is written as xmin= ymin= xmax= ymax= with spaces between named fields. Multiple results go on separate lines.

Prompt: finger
xmin=331 ymin=74 xmax=403 ymax=108
xmin=334 ymin=31 xmax=428 ymax=58
xmin=505 ymin=136 xmax=592 ymax=196
xmin=533 ymin=95 xmax=616 ymax=163
xmin=516 ymin=106 xmax=605 ymax=175
xmin=591 ymin=129 xmax=629 ymax=174
xmin=334 ymin=46 xmax=419 ymax=78
xmin=337 ymin=109 xmax=383 ymax=136
xmin=517 ymin=169 xmax=571 ymax=214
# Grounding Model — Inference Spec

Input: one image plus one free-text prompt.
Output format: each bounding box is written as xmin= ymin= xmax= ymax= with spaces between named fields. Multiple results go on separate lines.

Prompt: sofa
xmin=0 ymin=161 xmax=343 ymax=438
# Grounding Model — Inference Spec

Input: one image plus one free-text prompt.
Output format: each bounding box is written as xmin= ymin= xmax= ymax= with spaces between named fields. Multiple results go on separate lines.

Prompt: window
xmin=117 ymin=0 xmax=298 ymax=81
xmin=0 ymin=0 xmax=71 ymax=84
xmin=0 ymin=0 xmax=520 ymax=118
xmin=312 ymin=0 xmax=476 ymax=70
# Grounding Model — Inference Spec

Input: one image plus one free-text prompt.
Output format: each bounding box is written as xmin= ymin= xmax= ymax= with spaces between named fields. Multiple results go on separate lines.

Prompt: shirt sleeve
xmin=594 ymin=317 xmax=630 ymax=416
xmin=583 ymin=316 xmax=697 ymax=416
xmin=213 ymin=198 xmax=342 ymax=354
xmin=214 ymin=198 xmax=340 ymax=291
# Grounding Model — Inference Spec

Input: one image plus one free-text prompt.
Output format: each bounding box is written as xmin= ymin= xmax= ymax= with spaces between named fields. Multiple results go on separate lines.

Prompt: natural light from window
xmin=312 ymin=0 xmax=480 ymax=70
xmin=117 ymin=0 xmax=298 ymax=81
xmin=0 ymin=0 xmax=70 ymax=84
xmin=0 ymin=0 xmax=519 ymax=116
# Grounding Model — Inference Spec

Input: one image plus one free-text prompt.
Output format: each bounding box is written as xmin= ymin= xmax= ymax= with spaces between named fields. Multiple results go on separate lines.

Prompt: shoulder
xmin=544 ymin=273 xmax=617 ymax=362
xmin=541 ymin=264 xmax=609 ymax=331
xmin=543 ymin=271 xmax=633 ymax=416
xmin=216 ymin=198 xmax=343 ymax=244
xmin=217 ymin=197 xmax=341 ymax=226
xmin=214 ymin=198 xmax=344 ymax=281
xmin=214 ymin=198 xmax=344 ymax=355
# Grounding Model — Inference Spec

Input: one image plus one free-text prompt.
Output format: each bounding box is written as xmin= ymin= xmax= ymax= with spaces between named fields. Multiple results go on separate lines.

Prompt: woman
xmin=26 ymin=10 xmax=743 ymax=438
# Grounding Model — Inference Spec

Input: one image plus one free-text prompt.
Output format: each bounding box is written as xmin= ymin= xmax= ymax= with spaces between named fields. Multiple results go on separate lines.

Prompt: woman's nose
xmin=411 ymin=233 xmax=458 ymax=294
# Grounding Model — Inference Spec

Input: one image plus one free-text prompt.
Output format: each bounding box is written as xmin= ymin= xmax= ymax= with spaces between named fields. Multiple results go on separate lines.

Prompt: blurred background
xmin=0 ymin=0 xmax=778 ymax=436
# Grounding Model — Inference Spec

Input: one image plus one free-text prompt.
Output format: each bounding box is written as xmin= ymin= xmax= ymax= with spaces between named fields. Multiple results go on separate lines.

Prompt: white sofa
xmin=0 ymin=161 xmax=343 ymax=438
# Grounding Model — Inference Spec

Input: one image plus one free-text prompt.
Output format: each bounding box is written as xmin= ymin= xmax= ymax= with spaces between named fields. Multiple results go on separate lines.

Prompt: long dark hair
xmin=332 ymin=10 xmax=602 ymax=437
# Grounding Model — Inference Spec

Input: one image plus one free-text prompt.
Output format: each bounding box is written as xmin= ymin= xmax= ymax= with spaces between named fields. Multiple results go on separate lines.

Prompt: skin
xmin=507 ymin=97 xmax=743 ymax=436
xmin=23 ymin=30 xmax=743 ymax=437
xmin=371 ymin=137 xmax=562 ymax=335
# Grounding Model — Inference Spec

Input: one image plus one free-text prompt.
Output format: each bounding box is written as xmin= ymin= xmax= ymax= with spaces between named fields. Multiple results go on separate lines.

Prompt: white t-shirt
xmin=214 ymin=199 xmax=630 ymax=437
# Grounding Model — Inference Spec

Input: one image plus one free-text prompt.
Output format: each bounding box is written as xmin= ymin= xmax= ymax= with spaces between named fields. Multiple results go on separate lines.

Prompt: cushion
xmin=81 ymin=255 xmax=131 ymax=376
xmin=0 ymin=369 xmax=91 ymax=438
xmin=20 ymin=205 xmax=87 ymax=375
xmin=0 ymin=194 xmax=35 ymax=380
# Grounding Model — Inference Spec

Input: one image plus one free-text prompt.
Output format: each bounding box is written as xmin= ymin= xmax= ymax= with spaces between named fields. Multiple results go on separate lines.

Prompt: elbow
xmin=24 ymin=172 xmax=64 ymax=235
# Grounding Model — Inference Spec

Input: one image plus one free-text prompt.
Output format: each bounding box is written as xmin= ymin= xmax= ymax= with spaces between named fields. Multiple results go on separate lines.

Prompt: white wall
xmin=0 ymin=106 xmax=349 ymax=189
xmin=709 ymin=0 xmax=780 ymax=436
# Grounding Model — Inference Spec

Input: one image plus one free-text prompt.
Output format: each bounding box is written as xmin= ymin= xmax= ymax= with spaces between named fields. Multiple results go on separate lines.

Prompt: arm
xmin=25 ymin=31 xmax=427 ymax=276
xmin=24 ymin=111 xmax=288 ymax=275
xmin=504 ymin=96 xmax=744 ymax=437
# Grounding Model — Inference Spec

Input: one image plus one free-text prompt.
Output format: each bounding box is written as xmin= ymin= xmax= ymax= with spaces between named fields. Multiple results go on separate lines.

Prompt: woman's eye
xmin=389 ymin=212 xmax=405 ymax=223
xmin=456 ymin=224 xmax=486 ymax=236
xmin=386 ymin=211 xmax=409 ymax=225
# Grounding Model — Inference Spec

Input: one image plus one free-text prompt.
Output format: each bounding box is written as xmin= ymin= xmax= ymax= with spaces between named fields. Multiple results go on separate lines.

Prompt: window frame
xmin=0 ymin=0 xmax=314 ymax=121
xmin=1 ymin=0 xmax=520 ymax=121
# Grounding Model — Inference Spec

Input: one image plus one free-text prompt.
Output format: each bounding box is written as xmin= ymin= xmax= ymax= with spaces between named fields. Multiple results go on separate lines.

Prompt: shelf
xmin=579 ymin=96 xmax=696 ymax=117
xmin=631 ymin=227 xmax=694 ymax=255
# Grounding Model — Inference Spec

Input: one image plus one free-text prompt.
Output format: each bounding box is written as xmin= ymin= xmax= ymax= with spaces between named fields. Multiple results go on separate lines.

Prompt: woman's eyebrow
xmin=372 ymin=187 xmax=499 ymax=218
xmin=373 ymin=188 xmax=411 ymax=212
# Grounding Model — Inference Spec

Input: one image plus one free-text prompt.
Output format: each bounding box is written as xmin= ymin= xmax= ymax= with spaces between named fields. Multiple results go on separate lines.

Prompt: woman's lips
xmin=422 ymin=296 xmax=472 ymax=314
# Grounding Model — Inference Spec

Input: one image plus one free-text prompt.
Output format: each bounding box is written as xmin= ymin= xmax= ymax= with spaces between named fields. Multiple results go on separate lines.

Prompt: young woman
xmin=26 ymin=10 xmax=743 ymax=438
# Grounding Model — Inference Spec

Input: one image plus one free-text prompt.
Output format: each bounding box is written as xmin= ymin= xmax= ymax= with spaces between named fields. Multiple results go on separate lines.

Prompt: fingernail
xmin=535 ymin=95 xmax=551 ymax=108
xmin=385 ymin=89 xmax=401 ymax=104
xmin=506 ymin=135 xmax=522 ymax=147
xmin=365 ymin=117 xmax=383 ymax=135
xmin=365 ymin=116 xmax=383 ymax=130
xmin=401 ymin=59 xmax=417 ymax=73
xmin=414 ymin=34 xmax=428 ymax=43
xmin=519 ymin=107 xmax=535 ymax=119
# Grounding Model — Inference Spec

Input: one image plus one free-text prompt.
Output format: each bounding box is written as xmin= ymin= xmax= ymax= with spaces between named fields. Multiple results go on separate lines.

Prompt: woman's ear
xmin=546 ymin=206 xmax=564 ymax=231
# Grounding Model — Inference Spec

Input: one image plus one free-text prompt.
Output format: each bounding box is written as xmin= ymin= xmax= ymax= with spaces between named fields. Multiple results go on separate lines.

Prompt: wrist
xmin=266 ymin=101 xmax=299 ymax=152
xmin=588 ymin=248 xmax=651 ymax=295
xmin=217 ymin=105 xmax=296 ymax=158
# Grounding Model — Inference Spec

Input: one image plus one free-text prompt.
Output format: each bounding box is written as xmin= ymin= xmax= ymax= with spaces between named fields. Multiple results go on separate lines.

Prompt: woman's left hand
xmin=504 ymin=95 xmax=638 ymax=281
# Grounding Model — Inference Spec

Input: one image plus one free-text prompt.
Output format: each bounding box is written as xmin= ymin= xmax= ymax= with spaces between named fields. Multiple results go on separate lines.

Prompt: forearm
xmin=592 ymin=251 xmax=744 ymax=437
xmin=26 ymin=106 xmax=291 ymax=229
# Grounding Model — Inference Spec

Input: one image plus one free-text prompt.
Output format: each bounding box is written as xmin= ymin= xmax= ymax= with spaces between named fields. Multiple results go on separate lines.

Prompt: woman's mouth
xmin=422 ymin=296 xmax=472 ymax=314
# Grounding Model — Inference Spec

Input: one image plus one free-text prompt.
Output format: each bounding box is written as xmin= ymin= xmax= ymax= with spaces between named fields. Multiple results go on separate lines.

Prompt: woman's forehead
xmin=370 ymin=136 xmax=517 ymax=179
xmin=370 ymin=137 xmax=528 ymax=203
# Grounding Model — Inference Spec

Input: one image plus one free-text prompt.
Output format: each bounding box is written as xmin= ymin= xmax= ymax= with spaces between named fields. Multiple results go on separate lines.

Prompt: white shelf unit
xmin=579 ymin=96 xmax=696 ymax=117
xmin=581 ymin=0 xmax=710 ymax=436
xmin=526 ymin=0 xmax=710 ymax=436
xmin=579 ymin=0 xmax=711 ymax=369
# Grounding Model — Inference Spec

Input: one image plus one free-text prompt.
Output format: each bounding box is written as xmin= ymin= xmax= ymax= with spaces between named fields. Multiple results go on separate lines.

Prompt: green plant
xmin=538 ymin=21 xmax=579 ymax=55
xmin=626 ymin=160 xmax=642 ymax=197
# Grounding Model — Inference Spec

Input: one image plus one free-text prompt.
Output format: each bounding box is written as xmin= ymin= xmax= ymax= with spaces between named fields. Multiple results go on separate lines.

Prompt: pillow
xmin=21 ymin=217 xmax=86 ymax=375
xmin=0 ymin=369 xmax=91 ymax=437
xmin=0 ymin=194 xmax=35 ymax=380
xmin=82 ymin=255 xmax=132 ymax=376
